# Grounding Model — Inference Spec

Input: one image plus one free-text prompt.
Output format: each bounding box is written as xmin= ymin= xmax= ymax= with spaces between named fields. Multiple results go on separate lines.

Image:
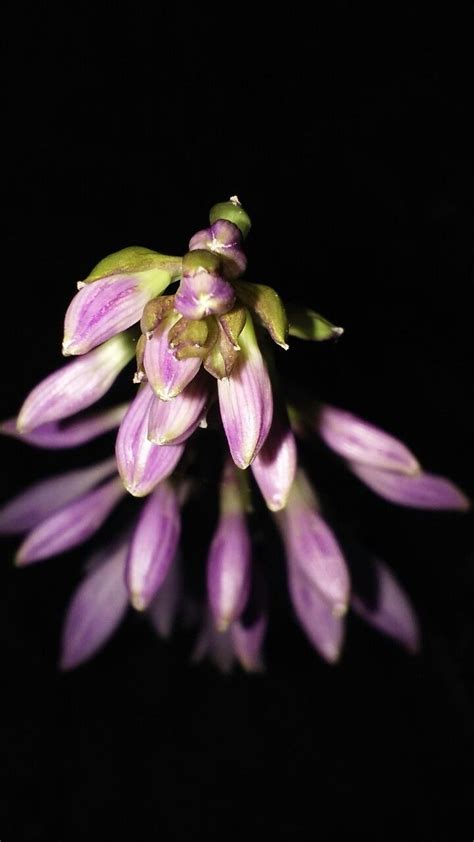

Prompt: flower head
xmin=1 ymin=197 xmax=469 ymax=673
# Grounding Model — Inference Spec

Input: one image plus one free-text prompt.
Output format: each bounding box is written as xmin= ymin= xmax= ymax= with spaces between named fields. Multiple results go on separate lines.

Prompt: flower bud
xmin=189 ymin=219 xmax=247 ymax=279
xmin=234 ymin=281 xmax=289 ymax=349
xmin=175 ymin=250 xmax=236 ymax=320
xmin=209 ymin=197 xmax=251 ymax=239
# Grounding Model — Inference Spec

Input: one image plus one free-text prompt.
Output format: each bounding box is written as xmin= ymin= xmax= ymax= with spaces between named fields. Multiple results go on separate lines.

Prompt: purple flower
xmin=0 ymin=197 xmax=469 ymax=675
xmin=125 ymin=481 xmax=181 ymax=610
xmin=206 ymin=461 xmax=252 ymax=631
xmin=17 ymin=334 xmax=134 ymax=434
xmin=218 ymin=313 xmax=273 ymax=468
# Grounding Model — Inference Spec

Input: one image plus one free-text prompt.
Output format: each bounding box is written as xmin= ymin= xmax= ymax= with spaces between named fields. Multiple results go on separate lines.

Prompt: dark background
xmin=2 ymin=9 xmax=473 ymax=841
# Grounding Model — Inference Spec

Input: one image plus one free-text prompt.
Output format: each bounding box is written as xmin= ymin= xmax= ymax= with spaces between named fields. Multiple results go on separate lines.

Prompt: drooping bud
xmin=16 ymin=476 xmax=125 ymax=565
xmin=133 ymin=334 xmax=147 ymax=384
xmin=203 ymin=321 xmax=240 ymax=379
xmin=148 ymin=554 xmax=181 ymax=638
xmin=206 ymin=460 xmax=252 ymax=631
xmin=315 ymin=404 xmax=420 ymax=474
xmin=174 ymin=250 xmax=236 ymax=320
xmin=17 ymin=333 xmax=134 ymax=434
xmin=276 ymin=470 xmax=350 ymax=616
xmin=351 ymin=558 xmax=420 ymax=654
xmin=349 ymin=461 xmax=470 ymax=510
xmin=0 ymin=457 xmax=117 ymax=534
xmin=189 ymin=219 xmax=247 ymax=279
xmin=60 ymin=540 xmax=129 ymax=670
xmin=234 ymin=280 xmax=289 ymax=349
xmin=148 ymin=371 xmax=211 ymax=445
xmin=231 ymin=569 xmax=267 ymax=672
xmin=251 ymin=406 xmax=297 ymax=511
xmin=287 ymin=306 xmax=344 ymax=341
xmin=115 ymin=384 xmax=184 ymax=496
xmin=125 ymin=481 xmax=180 ymax=611
xmin=143 ymin=311 xmax=202 ymax=400
xmin=209 ymin=197 xmax=251 ymax=240
xmin=217 ymin=312 xmax=273 ymax=469
xmin=1 ymin=403 xmax=128 ymax=449
xmin=63 ymin=248 xmax=181 ymax=356
xmin=288 ymin=565 xmax=345 ymax=663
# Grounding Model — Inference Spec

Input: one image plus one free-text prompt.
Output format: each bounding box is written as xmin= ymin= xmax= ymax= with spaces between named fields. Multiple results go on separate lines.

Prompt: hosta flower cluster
xmin=0 ymin=198 xmax=469 ymax=671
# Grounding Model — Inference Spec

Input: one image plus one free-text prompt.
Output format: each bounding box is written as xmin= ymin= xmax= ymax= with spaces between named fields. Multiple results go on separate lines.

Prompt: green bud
xmin=134 ymin=334 xmax=147 ymax=383
xmin=209 ymin=197 xmax=251 ymax=239
xmin=234 ymin=281 xmax=289 ymax=349
xmin=218 ymin=305 xmax=247 ymax=350
xmin=84 ymin=246 xmax=183 ymax=284
xmin=204 ymin=323 xmax=239 ymax=379
xmin=183 ymin=249 xmax=222 ymax=275
xmin=287 ymin=306 xmax=344 ymax=341
xmin=140 ymin=295 xmax=176 ymax=335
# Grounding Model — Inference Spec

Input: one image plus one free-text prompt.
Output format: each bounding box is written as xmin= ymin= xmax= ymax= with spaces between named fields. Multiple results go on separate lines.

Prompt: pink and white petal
xmin=349 ymin=462 xmax=470 ymax=510
xmin=148 ymin=372 xmax=211 ymax=445
xmin=217 ymin=314 xmax=273 ymax=469
xmin=17 ymin=334 xmax=134 ymax=433
xmin=115 ymin=384 xmax=184 ymax=496
xmin=144 ymin=313 xmax=202 ymax=401
xmin=16 ymin=476 xmax=125 ymax=565
xmin=63 ymin=271 xmax=169 ymax=356
xmin=59 ymin=541 xmax=129 ymax=670
xmin=1 ymin=404 xmax=129 ymax=449
xmin=288 ymin=567 xmax=345 ymax=663
xmin=0 ymin=457 xmax=117 ymax=534
xmin=148 ymin=553 xmax=181 ymax=638
xmin=251 ymin=409 xmax=297 ymax=511
xmin=316 ymin=404 xmax=420 ymax=474
xmin=125 ymin=481 xmax=181 ymax=610
xmin=351 ymin=559 xmax=421 ymax=653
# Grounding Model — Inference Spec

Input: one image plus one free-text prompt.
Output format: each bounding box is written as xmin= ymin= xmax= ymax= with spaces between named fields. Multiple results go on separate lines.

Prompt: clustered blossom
xmin=0 ymin=198 xmax=470 ymax=673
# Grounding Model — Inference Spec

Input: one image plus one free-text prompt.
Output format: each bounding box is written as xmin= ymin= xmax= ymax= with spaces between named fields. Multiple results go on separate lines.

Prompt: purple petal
xmin=189 ymin=219 xmax=247 ymax=279
xmin=143 ymin=313 xmax=202 ymax=401
xmin=63 ymin=271 xmax=170 ymax=356
xmin=1 ymin=404 xmax=129 ymax=449
xmin=148 ymin=371 xmax=211 ymax=445
xmin=351 ymin=559 xmax=420 ymax=653
xmin=251 ymin=409 xmax=297 ymax=511
xmin=192 ymin=615 xmax=236 ymax=673
xmin=125 ymin=482 xmax=181 ymax=610
xmin=277 ymin=471 xmax=350 ymax=615
xmin=218 ymin=313 xmax=273 ymax=469
xmin=60 ymin=541 xmax=129 ymax=670
xmin=316 ymin=404 xmax=420 ymax=474
xmin=0 ymin=456 xmax=117 ymax=534
xmin=231 ymin=572 xmax=267 ymax=672
xmin=16 ymin=476 xmax=125 ymax=565
xmin=17 ymin=334 xmax=134 ymax=434
xmin=288 ymin=567 xmax=345 ymax=663
xmin=349 ymin=461 xmax=470 ymax=510
xmin=115 ymin=384 xmax=184 ymax=496
xmin=207 ymin=512 xmax=252 ymax=631
xmin=148 ymin=554 xmax=181 ymax=638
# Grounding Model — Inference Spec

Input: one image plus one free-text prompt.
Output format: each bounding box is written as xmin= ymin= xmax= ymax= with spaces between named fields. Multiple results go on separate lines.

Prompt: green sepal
xmin=169 ymin=316 xmax=210 ymax=360
xmin=287 ymin=306 xmax=344 ymax=341
xmin=209 ymin=199 xmax=251 ymax=239
xmin=218 ymin=305 xmax=247 ymax=349
xmin=84 ymin=246 xmax=183 ymax=284
xmin=204 ymin=322 xmax=239 ymax=379
xmin=234 ymin=281 xmax=289 ymax=349
xmin=140 ymin=295 xmax=176 ymax=335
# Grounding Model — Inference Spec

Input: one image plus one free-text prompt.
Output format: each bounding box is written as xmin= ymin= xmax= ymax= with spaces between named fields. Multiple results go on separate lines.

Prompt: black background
xmin=2 ymin=9 xmax=473 ymax=841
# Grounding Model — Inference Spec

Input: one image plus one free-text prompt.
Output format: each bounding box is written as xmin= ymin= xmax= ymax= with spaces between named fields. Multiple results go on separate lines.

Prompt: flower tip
xmin=14 ymin=549 xmax=26 ymax=567
xmin=333 ymin=326 xmax=344 ymax=337
xmin=266 ymin=493 xmax=288 ymax=512
xmin=61 ymin=337 xmax=74 ymax=357
xmin=133 ymin=372 xmax=145 ymax=384
xmin=131 ymin=592 xmax=147 ymax=611
xmin=332 ymin=601 xmax=348 ymax=619
xmin=278 ymin=341 xmax=290 ymax=350
xmin=216 ymin=617 xmax=232 ymax=633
